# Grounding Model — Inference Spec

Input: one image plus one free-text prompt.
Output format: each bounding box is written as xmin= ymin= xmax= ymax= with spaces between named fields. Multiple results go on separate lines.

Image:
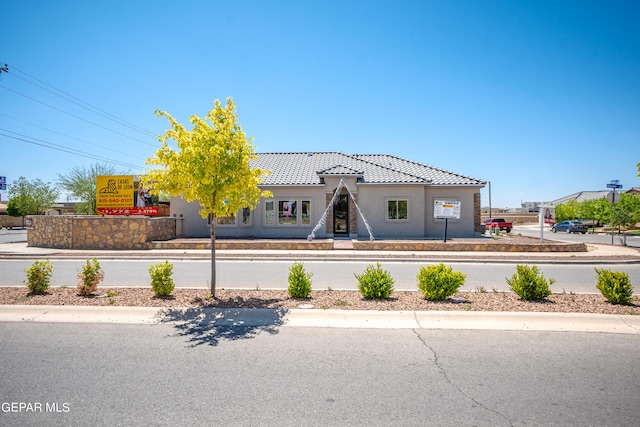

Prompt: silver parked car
xmin=552 ymin=220 xmax=587 ymax=234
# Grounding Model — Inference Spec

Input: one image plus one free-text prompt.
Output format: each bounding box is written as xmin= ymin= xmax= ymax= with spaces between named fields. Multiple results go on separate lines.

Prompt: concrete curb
xmin=2 ymin=305 xmax=640 ymax=334
xmin=0 ymin=305 xmax=160 ymax=324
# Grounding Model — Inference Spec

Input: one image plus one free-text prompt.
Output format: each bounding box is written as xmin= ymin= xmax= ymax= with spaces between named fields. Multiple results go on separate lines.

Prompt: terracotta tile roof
xmin=252 ymin=152 xmax=485 ymax=186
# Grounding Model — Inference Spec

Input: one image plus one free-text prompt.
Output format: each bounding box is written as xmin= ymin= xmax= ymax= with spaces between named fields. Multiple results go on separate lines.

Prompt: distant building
xmin=521 ymin=201 xmax=542 ymax=213
xmin=548 ymin=191 xmax=612 ymax=205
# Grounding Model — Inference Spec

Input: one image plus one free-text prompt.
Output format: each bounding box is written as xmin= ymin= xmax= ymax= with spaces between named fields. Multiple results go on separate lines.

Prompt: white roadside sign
xmin=434 ymin=200 xmax=461 ymax=219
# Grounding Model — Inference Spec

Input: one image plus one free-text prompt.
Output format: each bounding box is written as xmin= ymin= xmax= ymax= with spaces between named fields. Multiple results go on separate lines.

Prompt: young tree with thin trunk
xmin=142 ymin=98 xmax=271 ymax=297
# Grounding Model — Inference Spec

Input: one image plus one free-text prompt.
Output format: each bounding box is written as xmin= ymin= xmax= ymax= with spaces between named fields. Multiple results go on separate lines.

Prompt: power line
xmin=3 ymin=62 xmax=157 ymax=138
xmin=0 ymin=130 xmax=143 ymax=171
xmin=0 ymin=84 xmax=160 ymax=148
xmin=0 ymin=113 xmax=149 ymax=162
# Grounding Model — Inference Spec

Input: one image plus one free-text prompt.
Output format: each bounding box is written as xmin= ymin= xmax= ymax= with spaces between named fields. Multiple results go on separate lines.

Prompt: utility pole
xmin=488 ymin=181 xmax=492 ymax=218
xmin=0 ymin=64 xmax=8 ymax=74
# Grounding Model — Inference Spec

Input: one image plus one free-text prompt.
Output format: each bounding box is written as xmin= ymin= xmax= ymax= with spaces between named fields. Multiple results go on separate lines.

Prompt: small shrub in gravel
xmin=417 ymin=263 xmax=466 ymax=301
xmin=506 ymin=264 xmax=554 ymax=301
xmin=288 ymin=262 xmax=312 ymax=298
xmin=149 ymin=260 xmax=175 ymax=297
xmin=355 ymin=262 xmax=394 ymax=300
xmin=77 ymin=258 xmax=104 ymax=296
xmin=595 ymin=268 xmax=633 ymax=305
xmin=25 ymin=260 xmax=54 ymax=294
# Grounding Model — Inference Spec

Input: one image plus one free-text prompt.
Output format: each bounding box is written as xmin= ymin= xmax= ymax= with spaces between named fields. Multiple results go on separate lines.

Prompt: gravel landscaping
xmin=1 ymin=287 xmax=638 ymax=315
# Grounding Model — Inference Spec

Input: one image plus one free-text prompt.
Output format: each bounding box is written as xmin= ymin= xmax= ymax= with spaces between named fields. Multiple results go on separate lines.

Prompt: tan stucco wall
xmin=170 ymin=182 xmax=483 ymax=239
xmin=425 ymin=187 xmax=479 ymax=238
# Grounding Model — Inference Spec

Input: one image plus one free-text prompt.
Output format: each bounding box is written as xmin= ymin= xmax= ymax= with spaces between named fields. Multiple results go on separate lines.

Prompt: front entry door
xmin=333 ymin=195 xmax=349 ymax=235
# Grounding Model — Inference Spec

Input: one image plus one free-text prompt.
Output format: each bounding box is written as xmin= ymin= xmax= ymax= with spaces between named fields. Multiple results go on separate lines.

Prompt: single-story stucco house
xmin=170 ymin=152 xmax=486 ymax=239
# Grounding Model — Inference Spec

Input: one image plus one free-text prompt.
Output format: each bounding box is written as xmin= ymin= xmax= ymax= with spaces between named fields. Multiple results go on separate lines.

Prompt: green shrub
xmin=506 ymin=264 xmax=554 ymax=301
xmin=288 ymin=262 xmax=312 ymax=298
xmin=149 ymin=260 xmax=175 ymax=296
xmin=25 ymin=260 xmax=53 ymax=294
xmin=595 ymin=268 xmax=634 ymax=305
xmin=355 ymin=262 xmax=395 ymax=300
xmin=417 ymin=263 xmax=466 ymax=301
xmin=77 ymin=257 xmax=104 ymax=296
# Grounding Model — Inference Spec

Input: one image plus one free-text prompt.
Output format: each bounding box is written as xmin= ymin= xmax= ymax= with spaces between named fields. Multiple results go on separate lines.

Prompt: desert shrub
xmin=77 ymin=257 xmax=104 ymax=296
xmin=506 ymin=264 xmax=554 ymax=301
xmin=355 ymin=262 xmax=395 ymax=300
xmin=149 ymin=260 xmax=175 ymax=296
xmin=595 ymin=268 xmax=634 ymax=305
xmin=288 ymin=262 xmax=312 ymax=298
xmin=417 ymin=263 xmax=466 ymax=301
xmin=25 ymin=260 xmax=53 ymax=294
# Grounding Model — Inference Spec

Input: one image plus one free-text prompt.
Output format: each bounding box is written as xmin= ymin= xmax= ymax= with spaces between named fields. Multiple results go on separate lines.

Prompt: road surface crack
xmin=618 ymin=315 xmax=640 ymax=332
xmin=24 ymin=310 xmax=49 ymax=322
xmin=412 ymin=329 xmax=514 ymax=426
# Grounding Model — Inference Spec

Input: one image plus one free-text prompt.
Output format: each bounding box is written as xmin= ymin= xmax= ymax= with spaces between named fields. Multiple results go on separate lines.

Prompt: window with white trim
xmin=264 ymin=198 xmax=312 ymax=226
xmin=387 ymin=199 xmax=409 ymax=221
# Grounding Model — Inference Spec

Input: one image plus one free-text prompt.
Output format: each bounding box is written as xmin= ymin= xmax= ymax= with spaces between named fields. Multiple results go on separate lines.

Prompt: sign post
xmin=540 ymin=206 xmax=555 ymax=243
xmin=606 ymin=180 xmax=623 ymax=244
xmin=434 ymin=200 xmax=461 ymax=243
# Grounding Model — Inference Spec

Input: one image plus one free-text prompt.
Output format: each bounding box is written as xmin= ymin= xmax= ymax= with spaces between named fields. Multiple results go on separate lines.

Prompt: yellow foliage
xmin=142 ymin=97 xmax=272 ymax=220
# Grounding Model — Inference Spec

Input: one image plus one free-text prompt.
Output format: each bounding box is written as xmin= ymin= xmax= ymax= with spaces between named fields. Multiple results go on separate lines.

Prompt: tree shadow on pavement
xmin=156 ymin=307 xmax=287 ymax=347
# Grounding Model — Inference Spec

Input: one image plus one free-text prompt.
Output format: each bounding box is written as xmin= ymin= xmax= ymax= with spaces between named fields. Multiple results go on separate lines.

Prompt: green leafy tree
xmin=57 ymin=163 xmax=127 ymax=214
xmin=142 ymin=97 xmax=271 ymax=296
xmin=577 ymin=198 xmax=610 ymax=226
xmin=554 ymin=199 xmax=579 ymax=222
xmin=8 ymin=176 xmax=59 ymax=218
xmin=6 ymin=198 xmax=26 ymax=227
xmin=610 ymin=193 xmax=640 ymax=230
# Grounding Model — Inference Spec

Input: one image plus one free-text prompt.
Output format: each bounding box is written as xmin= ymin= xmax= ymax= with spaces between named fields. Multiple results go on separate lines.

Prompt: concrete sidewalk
xmin=1 ymin=240 xmax=639 ymax=263
xmin=1 ymin=305 xmax=639 ymax=334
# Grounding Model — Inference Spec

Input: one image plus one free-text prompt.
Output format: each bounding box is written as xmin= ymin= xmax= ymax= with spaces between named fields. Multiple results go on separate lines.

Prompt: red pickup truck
xmin=484 ymin=218 xmax=513 ymax=233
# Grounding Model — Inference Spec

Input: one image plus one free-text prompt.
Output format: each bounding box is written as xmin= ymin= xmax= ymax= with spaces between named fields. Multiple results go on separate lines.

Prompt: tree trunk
xmin=210 ymin=215 xmax=216 ymax=298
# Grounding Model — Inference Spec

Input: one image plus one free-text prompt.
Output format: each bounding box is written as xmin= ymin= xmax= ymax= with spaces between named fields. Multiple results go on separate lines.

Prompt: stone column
xmin=325 ymin=192 xmax=334 ymax=237
xmin=349 ymin=192 xmax=358 ymax=237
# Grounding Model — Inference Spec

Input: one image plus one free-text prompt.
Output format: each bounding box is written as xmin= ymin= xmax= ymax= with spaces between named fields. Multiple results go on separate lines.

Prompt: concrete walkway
xmin=1 ymin=305 xmax=639 ymax=334
xmin=1 ymin=240 xmax=639 ymax=263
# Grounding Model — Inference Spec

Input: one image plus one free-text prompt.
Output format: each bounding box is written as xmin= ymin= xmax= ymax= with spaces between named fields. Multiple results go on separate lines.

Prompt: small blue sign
xmin=606 ymin=179 xmax=623 ymax=189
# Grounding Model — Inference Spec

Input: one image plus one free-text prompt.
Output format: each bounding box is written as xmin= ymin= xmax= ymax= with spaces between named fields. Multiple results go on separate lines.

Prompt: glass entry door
xmin=333 ymin=195 xmax=349 ymax=235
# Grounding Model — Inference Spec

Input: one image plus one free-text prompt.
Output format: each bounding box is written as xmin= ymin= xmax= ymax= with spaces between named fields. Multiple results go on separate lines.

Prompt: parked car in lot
xmin=552 ymin=220 xmax=587 ymax=234
xmin=484 ymin=218 xmax=513 ymax=233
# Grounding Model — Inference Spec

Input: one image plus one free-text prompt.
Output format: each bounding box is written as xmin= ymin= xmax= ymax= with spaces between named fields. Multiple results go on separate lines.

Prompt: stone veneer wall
xmin=28 ymin=216 xmax=176 ymax=250
xmin=0 ymin=215 xmax=29 ymax=228
xmin=474 ymin=193 xmax=482 ymax=234
xmin=150 ymin=217 xmax=176 ymax=241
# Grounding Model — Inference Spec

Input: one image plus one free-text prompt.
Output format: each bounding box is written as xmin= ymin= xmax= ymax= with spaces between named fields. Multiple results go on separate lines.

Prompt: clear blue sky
xmin=1 ymin=0 xmax=639 ymax=208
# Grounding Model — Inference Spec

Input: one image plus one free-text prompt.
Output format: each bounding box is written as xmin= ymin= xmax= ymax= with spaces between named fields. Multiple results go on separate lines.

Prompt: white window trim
xmin=263 ymin=198 xmax=313 ymax=227
xmin=385 ymin=197 xmax=410 ymax=222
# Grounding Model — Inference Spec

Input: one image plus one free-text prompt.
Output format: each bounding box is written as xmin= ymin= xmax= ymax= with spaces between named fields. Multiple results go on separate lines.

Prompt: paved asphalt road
xmin=1 ymin=258 xmax=639 ymax=294
xmin=1 ymin=322 xmax=639 ymax=426
xmin=514 ymin=224 xmax=640 ymax=247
